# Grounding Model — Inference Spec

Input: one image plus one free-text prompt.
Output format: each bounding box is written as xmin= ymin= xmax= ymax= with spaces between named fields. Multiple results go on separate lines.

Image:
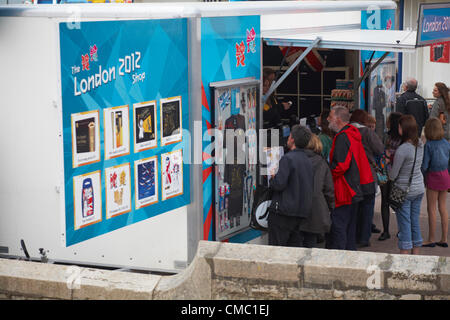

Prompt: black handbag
xmin=388 ymin=145 xmax=417 ymax=211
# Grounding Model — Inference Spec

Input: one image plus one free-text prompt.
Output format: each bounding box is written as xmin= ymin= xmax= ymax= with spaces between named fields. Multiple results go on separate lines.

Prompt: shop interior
xmin=262 ymin=42 xmax=361 ymax=129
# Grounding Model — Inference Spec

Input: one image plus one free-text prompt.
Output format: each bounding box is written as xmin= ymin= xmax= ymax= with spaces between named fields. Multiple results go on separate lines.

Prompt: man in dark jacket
xmin=396 ymin=78 xmax=429 ymax=137
xmin=327 ymin=106 xmax=375 ymax=251
xmin=268 ymin=125 xmax=314 ymax=247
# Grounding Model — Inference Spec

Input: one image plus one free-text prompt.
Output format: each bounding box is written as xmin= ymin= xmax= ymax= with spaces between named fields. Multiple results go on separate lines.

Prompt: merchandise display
xmin=330 ymin=82 xmax=355 ymax=110
xmin=212 ymin=80 xmax=259 ymax=239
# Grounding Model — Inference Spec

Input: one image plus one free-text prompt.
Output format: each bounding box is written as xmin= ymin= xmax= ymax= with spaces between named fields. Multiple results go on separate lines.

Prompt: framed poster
xmin=161 ymin=150 xmax=183 ymax=201
xmin=73 ymin=170 xmax=102 ymax=230
xmin=133 ymin=100 xmax=157 ymax=153
xmin=134 ymin=156 xmax=158 ymax=209
xmin=71 ymin=110 xmax=101 ymax=168
xmin=104 ymin=105 xmax=130 ymax=160
xmin=160 ymin=96 xmax=182 ymax=146
xmin=105 ymin=163 xmax=131 ymax=219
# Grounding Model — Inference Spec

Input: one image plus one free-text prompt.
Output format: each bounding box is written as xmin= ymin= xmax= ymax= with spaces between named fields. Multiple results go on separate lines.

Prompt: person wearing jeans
xmin=388 ymin=115 xmax=425 ymax=255
xmin=396 ymin=194 xmax=424 ymax=251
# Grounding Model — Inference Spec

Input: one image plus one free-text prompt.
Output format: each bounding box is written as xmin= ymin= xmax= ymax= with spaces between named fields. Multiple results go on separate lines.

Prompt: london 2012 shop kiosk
xmin=0 ymin=1 xmax=436 ymax=273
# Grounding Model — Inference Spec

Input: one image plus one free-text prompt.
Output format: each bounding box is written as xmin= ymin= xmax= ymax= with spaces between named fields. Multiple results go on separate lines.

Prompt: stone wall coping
xmin=0 ymin=240 xmax=448 ymax=299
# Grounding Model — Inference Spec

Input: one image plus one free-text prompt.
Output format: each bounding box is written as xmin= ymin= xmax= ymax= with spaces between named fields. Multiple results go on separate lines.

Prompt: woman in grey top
xmin=429 ymin=82 xmax=450 ymax=141
xmin=388 ymin=115 xmax=425 ymax=255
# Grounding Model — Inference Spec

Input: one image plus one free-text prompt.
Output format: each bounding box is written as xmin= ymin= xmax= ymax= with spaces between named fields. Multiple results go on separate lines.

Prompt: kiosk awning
xmin=263 ymin=28 xmax=417 ymax=53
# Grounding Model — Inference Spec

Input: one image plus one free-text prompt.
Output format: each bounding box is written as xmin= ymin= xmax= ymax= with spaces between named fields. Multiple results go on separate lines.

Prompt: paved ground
xmin=360 ymin=190 xmax=450 ymax=257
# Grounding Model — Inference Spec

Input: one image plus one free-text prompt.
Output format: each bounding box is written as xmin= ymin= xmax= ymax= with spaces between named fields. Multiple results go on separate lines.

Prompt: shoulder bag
xmin=388 ymin=145 xmax=418 ymax=211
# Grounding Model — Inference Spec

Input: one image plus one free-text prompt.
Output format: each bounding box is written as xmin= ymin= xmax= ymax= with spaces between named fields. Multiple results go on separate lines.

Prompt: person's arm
xmin=447 ymin=142 xmax=450 ymax=173
xmin=421 ymin=143 xmax=431 ymax=175
xmin=269 ymin=156 xmax=290 ymax=191
xmin=429 ymin=99 xmax=441 ymax=118
xmin=396 ymin=96 xmax=405 ymax=114
xmin=423 ymin=99 xmax=429 ymax=122
xmin=388 ymin=144 xmax=406 ymax=181
xmin=330 ymin=133 xmax=352 ymax=178
xmin=368 ymin=129 xmax=385 ymax=157
xmin=323 ymin=165 xmax=335 ymax=211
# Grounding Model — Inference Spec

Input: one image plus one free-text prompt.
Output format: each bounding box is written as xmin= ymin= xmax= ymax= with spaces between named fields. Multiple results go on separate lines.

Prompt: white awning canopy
xmin=263 ymin=28 xmax=418 ymax=53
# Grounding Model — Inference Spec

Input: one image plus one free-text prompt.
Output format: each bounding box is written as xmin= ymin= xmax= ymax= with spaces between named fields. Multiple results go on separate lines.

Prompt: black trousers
xmin=327 ymin=203 xmax=359 ymax=251
xmin=379 ymin=181 xmax=391 ymax=234
xmin=268 ymin=213 xmax=304 ymax=247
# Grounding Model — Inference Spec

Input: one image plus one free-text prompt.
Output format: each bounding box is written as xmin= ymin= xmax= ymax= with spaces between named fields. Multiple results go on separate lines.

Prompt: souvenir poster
xmin=105 ymin=163 xmax=131 ymax=219
xmin=134 ymin=156 xmax=158 ymax=209
xmin=71 ymin=110 xmax=100 ymax=168
xmin=133 ymin=100 xmax=157 ymax=153
xmin=161 ymin=150 xmax=183 ymax=200
xmin=73 ymin=170 xmax=102 ymax=230
xmin=104 ymin=105 xmax=130 ymax=160
xmin=160 ymin=96 xmax=182 ymax=146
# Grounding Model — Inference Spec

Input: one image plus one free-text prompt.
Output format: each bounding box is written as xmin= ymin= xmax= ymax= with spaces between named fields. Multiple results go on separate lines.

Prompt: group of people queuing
xmin=267 ymin=79 xmax=450 ymax=255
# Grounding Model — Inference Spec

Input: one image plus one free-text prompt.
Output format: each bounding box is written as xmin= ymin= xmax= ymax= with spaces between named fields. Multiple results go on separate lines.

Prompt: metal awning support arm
xmin=263 ymin=37 xmax=322 ymax=103
xmin=356 ymin=51 xmax=390 ymax=89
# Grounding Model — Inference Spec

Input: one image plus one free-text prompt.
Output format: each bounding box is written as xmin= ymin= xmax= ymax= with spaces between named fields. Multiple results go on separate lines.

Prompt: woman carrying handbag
xmin=379 ymin=112 xmax=403 ymax=241
xmin=388 ymin=115 xmax=425 ymax=255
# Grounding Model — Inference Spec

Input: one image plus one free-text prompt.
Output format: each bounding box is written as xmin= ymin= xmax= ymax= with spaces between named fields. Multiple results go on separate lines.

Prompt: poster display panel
xmin=59 ymin=19 xmax=190 ymax=246
xmin=211 ymin=80 xmax=259 ymax=240
xmin=367 ymin=60 xmax=396 ymax=139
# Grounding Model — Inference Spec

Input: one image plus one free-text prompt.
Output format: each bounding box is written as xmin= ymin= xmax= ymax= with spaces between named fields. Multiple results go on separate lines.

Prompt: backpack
xmin=250 ymin=184 xmax=273 ymax=231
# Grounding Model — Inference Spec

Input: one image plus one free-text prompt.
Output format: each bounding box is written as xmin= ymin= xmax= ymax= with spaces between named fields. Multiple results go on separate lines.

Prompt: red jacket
xmin=329 ymin=124 xmax=374 ymax=208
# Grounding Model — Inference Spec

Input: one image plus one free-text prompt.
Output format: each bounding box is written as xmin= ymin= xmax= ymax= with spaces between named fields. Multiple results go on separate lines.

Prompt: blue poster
xmin=59 ymin=19 xmax=190 ymax=246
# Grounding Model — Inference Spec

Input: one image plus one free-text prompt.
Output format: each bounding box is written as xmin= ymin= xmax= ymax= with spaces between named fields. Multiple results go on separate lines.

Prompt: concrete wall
xmin=0 ymin=241 xmax=449 ymax=300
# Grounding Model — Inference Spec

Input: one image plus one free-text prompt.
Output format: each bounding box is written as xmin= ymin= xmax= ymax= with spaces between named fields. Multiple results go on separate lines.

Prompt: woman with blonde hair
xmin=298 ymin=134 xmax=335 ymax=248
xmin=421 ymin=117 xmax=450 ymax=247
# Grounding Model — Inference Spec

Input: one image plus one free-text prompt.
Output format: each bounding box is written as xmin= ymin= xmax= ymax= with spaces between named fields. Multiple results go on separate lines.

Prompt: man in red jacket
xmin=327 ymin=106 xmax=375 ymax=250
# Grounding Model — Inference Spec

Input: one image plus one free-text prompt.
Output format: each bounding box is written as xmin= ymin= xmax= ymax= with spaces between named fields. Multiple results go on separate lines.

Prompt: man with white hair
xmin=326 ymin=106 xmax=375 ymax=251
xmin=396 ymin=77 xmax=429 ymax=137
